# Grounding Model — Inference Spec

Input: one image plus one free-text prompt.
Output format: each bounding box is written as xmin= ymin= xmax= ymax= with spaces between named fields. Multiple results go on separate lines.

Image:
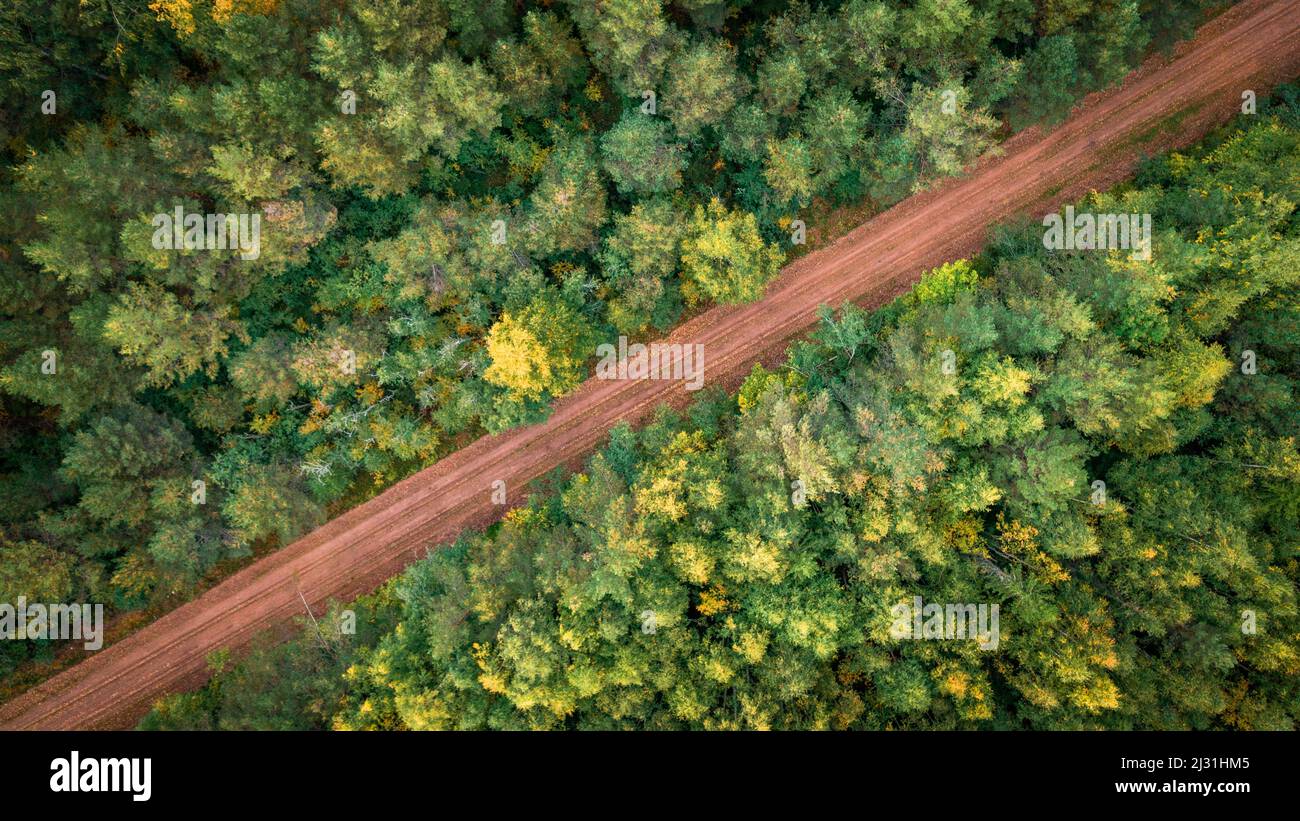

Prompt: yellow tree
xmin=484 ymin=288 xmax=591 ymax=401
xmin=680 ymin=199 xmax=784 ymax=306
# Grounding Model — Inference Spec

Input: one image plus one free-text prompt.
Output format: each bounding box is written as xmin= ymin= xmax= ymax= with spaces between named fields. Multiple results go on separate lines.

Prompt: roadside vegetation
xmin=1 ymin=0 xmax=1226 ymax=678
xmin=145 ymin=90 xmax=1300 ymax=729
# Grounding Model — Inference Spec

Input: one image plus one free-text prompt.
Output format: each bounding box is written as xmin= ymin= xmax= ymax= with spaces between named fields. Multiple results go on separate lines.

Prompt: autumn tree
xmin=679 ymin=199 xmax=784 ymax=305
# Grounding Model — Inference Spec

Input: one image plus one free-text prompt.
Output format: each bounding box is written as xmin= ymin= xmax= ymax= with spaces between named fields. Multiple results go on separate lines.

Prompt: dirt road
xmin=4 ymin=0 xmax=1298 ymax=730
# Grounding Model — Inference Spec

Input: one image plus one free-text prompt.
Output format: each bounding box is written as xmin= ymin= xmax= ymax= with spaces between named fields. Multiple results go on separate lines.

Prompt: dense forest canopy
xmin=145 ymin=91 xmax=1300 ymax=730
xmin=1 ymin=0 xmax=1228 ymax=679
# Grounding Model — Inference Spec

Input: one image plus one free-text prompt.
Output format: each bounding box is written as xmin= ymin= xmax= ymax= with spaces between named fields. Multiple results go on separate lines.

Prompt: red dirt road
xmin=4 ymin=0 xmax=1299 ymax=730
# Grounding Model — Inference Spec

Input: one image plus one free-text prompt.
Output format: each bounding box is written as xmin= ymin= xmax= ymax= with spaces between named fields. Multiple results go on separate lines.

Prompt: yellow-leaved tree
xmin=680 ymin=198 xmax=785 ymax=306
xmin=484 ymin=288 xmax=591 ymax=401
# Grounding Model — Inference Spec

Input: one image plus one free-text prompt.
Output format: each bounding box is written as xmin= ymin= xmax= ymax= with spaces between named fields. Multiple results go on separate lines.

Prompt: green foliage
xmin=53 ymin=402 xmax=224 ymax=603
xmin=523 ymin=134 xmax=607 ymax=256
xmin=598 ymin=197 xmax=687 ymax=334
xmin=151 ymin=98 xmax=1300 ymax=731
xmin=599 ymin=113 xmax=685 ymax=196
xmin=563 ymin=0 xmax=678 ymax=96
xmin=1 ymin=0 xmax=1250 ymax=700
xmin=895 ymin=84 xmax=1000 ymax=194
xmin=222 ymin=461 xmax=325 ymax=552
xmin=1007 ymin=35 xmax=1082 ymax=129
xmin=661 ymin=37 xmax=745 ymax=138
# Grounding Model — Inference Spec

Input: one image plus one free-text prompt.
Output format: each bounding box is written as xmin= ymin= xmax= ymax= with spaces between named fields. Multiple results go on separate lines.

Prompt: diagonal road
xmin=4 ymin=0 xmax=1299 ymax=730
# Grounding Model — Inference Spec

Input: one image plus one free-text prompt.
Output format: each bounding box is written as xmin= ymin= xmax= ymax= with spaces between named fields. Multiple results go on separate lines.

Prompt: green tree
xmin=599 ymin=197 xmax=687 ymax=334
xmin=661 ymin=37 xmax=745 ymax=138
xmin=599 ymin=113 xmax=685 ymax=196
xmin=563 ymin=0 xmax=678 ymax=95
xmin=223 ymin=461 xmax=325 ymax=551
xmin=523 ymin=135 xmax=607 ymax=257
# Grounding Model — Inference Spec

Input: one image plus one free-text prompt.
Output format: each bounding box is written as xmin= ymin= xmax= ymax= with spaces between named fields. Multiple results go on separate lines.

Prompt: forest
xmin=0 ymin=0 xmax=1228 ymax=683
xmin=142 ymin=90 xmax=1300 ymax=730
